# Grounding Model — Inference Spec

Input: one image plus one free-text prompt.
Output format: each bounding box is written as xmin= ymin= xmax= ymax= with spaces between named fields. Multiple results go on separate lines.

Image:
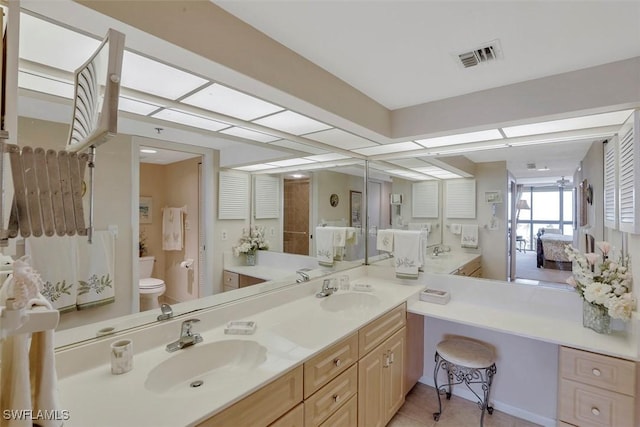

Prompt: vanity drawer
xmin=304 ymin=333 xmax=358 ymax=398
xmin=319 ymin=394 xmax=357 ymax=427
xmin=456 ymin=257 xmax=482 ymax=276
xmin=223 ymin=270 xmax=239 ymax=289
xmin=560 ymin=347 xmax=636 ymax=395
xmin=359 ymin=303 xmax=406 ymax=358
xmin=304 ymin=364 xmax=357 ymax=427
xmin=198 ymin=365 xmax=303 ymax=427
xmin=269 ymin=403 xmax=303 ymax=427
xmin=558 ymin=378 xmax=635 ymax=427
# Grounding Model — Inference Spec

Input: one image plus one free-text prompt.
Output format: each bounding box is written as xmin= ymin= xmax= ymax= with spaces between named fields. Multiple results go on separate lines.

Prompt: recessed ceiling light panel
xmin=182 ymin=83 xmax=284 ymax=121
xmin=305 ymin=128 xmax=376 ymax=150
xmin=19 ymin=71 xmax=74 ymax=98
xmin=220 ymin=126 xmax=280 ymax=142
xmin=253 ymin=111 xmax=332 ymax=135
xmin=415 ymin=129 xmax=503 ymax=148
xmin=502 ymin=110 xmax=634 ymax=138
xmin=152 ymin=109 xmax=231 ymax=132
xmin=353 ymin=141 xmax=422 ymax=156
xmin=119 ymin=96 xmax=163 ymax=115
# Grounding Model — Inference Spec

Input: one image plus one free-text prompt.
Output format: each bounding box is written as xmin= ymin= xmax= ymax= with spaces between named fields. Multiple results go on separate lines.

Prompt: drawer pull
xmin=592 ymin=368 xmax=601 ymax=377
xmin=333 ymin=358 xmax=341 ymax=367
xmin=591 ymin=407 xmax=600 ymax=416
xmin=333 ymin=394 xmax=340 ymax=403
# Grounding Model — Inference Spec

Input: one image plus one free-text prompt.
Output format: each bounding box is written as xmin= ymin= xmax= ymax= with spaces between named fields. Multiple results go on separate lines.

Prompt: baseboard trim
xmin=418 ymin=376 xmax=556 ymax=427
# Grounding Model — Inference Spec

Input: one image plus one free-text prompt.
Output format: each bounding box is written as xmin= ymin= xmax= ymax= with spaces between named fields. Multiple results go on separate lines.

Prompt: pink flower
xmin=584 ymin=253 xmax=599 ymax=265
xmin=596 ymin=241 xmax=611 ymax=256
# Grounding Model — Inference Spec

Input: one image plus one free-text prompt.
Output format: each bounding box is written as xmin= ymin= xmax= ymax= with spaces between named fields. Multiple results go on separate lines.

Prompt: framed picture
xmin=484 ymin=190 xmax=503 ymax=204
xmin=139 ymin=196 xmax=153 ymax=224
xmin=350 ymin=190 xmax=362 ymax=227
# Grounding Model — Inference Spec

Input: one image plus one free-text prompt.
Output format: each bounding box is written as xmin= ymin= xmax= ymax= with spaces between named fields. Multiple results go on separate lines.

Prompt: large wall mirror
xmin=7 ymin=2 xmax=637 ymax=350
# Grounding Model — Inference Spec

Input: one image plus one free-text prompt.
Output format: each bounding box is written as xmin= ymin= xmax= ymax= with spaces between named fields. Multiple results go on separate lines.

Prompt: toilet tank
xmin=139 ymin=256 xmax=155 ymax=279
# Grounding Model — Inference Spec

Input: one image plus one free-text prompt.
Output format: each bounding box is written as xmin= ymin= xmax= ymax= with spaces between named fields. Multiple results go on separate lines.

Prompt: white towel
xmin=376 ymin=229 xmax=394 ymax=252
xmin=76 ymin=231 xmax=115 ymax=310
xmin=332 ymin=227 xmax=347 ymax=247
xmin=345 ymin=227 xmax=358 ymax=245
xmin=393 ymin=230 xmax=425 ymax=279
xmin=162 ymin=207 xmax=184 ymax=251
xmin=450 ymin=223 xmax=462 ymax=235
xmin=315 ymin=227 xmax=335 ymax=266
xmin=461 ymin=224 xmax=479 ymax=248
xmin=408 ymin=223 xmax=432 ymax=233
xmin=0 ymin=260 xmax=62 ymax=427
xmin=26 ymin=236 xmax=78 ymax=313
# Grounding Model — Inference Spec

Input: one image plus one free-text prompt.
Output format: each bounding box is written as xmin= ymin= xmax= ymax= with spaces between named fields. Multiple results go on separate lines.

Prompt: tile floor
xmin=388 ymin=383 xmax=541 ymax=427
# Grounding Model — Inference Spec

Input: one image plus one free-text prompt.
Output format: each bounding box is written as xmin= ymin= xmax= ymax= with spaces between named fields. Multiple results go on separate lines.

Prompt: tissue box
xmin=224 ymin=320 xmax=257 ymax=335
xmin=419 ymin=288 xmax=450 ymax=304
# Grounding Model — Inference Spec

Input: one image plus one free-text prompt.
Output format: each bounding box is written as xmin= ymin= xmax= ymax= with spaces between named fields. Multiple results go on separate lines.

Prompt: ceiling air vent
xmin=457 ymin=40 xmax=502 ymax=68
xmin=526 ymin=163 xmax=536 ymax=170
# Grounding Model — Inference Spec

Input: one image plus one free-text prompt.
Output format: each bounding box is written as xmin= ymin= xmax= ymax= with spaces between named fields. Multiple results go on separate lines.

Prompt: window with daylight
xmin=516 ymin=186 xmax=573 ymax=251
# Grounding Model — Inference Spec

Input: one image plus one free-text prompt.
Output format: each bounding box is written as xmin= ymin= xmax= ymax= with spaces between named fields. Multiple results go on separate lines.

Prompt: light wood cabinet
xmin=454 ymin=256 xmax=482 ymax=277
xmin=303 ymin=333 xmax=358 ymax=398
xmin=405 ymin=312 xmax=424 ymax=395
xmin=358 ymin=327 xmax=406 ymax=427
xmin=198 ymin=366 xmax=303 ymax=427
xmin=558 ymin=346 xmax=637 ymax=427
xmin=269 ymin=403 xmax=304 ymax=427
xmin=359 ymin=303 xmax=406 ymax=358
xmin=319 ymin=395 xmax=357 ymax=427
xmin=304 ymin=364 xmax=358 ymax=426
xmin=223 ymin=270 xmax=265 ymax=292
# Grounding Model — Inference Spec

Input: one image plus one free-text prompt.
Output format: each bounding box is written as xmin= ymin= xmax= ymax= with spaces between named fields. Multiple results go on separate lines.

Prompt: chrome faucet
xmin=157 ymin=303 xmax=173 ymax=321
xmin=296 ymin=268 xmax=311 ymax=283
xmin=316 ymin=278 xmax=337 ymax=298
xmin=166 ymin=319 xmax=203 ymax=352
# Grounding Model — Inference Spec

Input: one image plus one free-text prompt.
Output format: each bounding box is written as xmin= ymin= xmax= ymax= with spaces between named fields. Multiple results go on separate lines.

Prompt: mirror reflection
xmin=7 ymin=3 xmax=634 ymax=351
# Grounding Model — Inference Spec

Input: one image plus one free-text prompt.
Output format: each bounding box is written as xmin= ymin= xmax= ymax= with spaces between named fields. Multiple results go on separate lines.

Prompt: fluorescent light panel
xmin=303 ymin=153 xmax=351 ymax=162
xmin=152 ymin=109 xmax=231 ymax=132
xmin=415 ymin=129 xmax=503 ymax=148
xmin=182 ymin=83 xmax=284 ymax=121
xmin=19 ymin=13 xmax=100 ymax=72
xmin=502 ymin=110 xmax=634 ymax=138
xmin=353 ymin=141 xmax=422 ymax=156
xmin=305 ymin=128 xmax=377 ymax=150
xmin=233 ymin=164 xmax=278 ymax=172
xmin=121 ymin=51 xmax=208 ymax=100
xmin=18 ymin=71 xmax=73 ymax=98
xmin=253 ymin=111 xmax=332 ymax=135
xmin=266 ymin=158 xmax=316 ymax=167
xmin=220 ymin=126 xmax=280 ymax=142
xmin=119 ymin=96 xmax=163 ymax=115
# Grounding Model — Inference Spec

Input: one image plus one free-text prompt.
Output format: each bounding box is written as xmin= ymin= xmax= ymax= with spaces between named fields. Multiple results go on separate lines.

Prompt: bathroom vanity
xmin=54 ymin=266 xmax=639 ymax=427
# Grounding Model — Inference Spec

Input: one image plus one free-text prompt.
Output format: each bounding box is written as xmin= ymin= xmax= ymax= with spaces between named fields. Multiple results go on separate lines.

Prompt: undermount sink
xmin=320 ymin=292 xmax=381 ymax=315
xmin=144 ymin=340 xmax=267 ymax=394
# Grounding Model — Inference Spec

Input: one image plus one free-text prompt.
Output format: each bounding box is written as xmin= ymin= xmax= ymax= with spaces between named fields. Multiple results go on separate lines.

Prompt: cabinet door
xmin=358 ymin=346 xmax=385 ymax=427
xmin=384 ymin=328 xmax=406 ymax=424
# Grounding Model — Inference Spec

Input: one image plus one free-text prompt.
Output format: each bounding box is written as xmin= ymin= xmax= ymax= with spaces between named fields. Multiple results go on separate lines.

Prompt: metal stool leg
xmin=479 ymin=364 xmax=497 ymax=427
xmin=433 ymin=352 xmax=449 ymax=422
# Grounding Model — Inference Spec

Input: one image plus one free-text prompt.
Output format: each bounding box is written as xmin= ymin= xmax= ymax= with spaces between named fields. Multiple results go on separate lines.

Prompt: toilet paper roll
xmin=180 ymin=259 xmax=194 ymax=269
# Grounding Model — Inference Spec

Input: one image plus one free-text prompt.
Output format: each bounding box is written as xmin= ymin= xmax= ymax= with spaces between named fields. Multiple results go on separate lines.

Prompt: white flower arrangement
xmin=233 ymin=226 xmax=270 ymax=256
xmin=565 ymin=241 xmax=635 ymax=320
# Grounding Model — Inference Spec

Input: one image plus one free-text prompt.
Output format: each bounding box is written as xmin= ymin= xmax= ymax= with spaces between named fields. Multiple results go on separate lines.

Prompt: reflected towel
xmin=162 ymin=207 xmax=184 ymax=251
xmin=26 ymin=236 xmax=77 ymax=313
xmin=408 ymin=223 xmax=432 ymax=233
xmin=376 ymin=229 xmax=394 ymax=252
xmin=315 ymin=227 xmax=334 ymax=266
xmin=450 ymin=223 xmax=462 ymax=235
xmin=345 ymin=227 xmax=358 ymax=245
xmin=461 ymin=224 xmax=479 ymax=249
xmin=76 ymin=231 xmax=115 ymax=310
xmin=393 ymin=230 xmax=425 ymax=279
xmin=332 ymin=227 xmax=347 ymax=247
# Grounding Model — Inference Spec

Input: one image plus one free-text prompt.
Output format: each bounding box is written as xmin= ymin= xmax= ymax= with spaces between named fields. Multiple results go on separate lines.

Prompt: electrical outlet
xmin=270 ymin=227 xmax=275 ymax=237
xmin=221 ymin=230 xmax=228 ymax=241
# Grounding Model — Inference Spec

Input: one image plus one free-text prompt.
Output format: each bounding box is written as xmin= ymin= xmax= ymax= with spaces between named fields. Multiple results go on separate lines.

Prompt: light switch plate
xmin=221 ymin=230 xmax=228 ymax=240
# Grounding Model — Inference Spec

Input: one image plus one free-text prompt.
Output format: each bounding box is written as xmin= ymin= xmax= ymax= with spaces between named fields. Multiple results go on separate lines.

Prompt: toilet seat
xmin=139 ymin=278 xmax=166 ymax=295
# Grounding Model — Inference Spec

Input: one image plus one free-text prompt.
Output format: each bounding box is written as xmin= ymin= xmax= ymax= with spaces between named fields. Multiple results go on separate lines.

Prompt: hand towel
xmin=408 ymin=223 xmax=432 ymax=233
xmin=28 ymin=296 xmax=62 ymax=427
xmin=26 ymin=236 xmax=78 ymax=313
xmin=345 ymin=227 xmax=358 ymax=245
xmin=450 ymin=223 xmax=462 ymax=235
xmin=315 ymin=226 xmax=335 ymax=266
xmin=332 ymin=227 xmax=347 ymax=248
xmin=376 ymin=229 xmax=394 ymax=252
xmin=162 ymin=207 xmax=184 ymax=251
xmin=76 ymin=231 xmax=115 ymax=310
xmin=393 ymin=230 xmax=424 ymax=279
xmin=461 ymin=224 xmax=479 ymax=249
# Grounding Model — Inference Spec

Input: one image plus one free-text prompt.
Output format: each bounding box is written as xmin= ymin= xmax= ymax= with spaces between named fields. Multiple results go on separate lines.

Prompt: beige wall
xmin=139 ymin=163 xmax=166 ymax=281
xmin=17 ymin=117 xmax=134 ymax=330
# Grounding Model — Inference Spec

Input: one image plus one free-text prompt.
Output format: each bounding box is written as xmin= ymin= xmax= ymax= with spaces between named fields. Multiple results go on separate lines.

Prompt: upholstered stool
xmin=433 ymin=337 xmax=497 ymax=426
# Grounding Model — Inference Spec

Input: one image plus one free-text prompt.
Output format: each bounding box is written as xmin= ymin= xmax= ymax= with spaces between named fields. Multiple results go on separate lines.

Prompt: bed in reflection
xmin=536 ymin=228 xmax=573 ymax=270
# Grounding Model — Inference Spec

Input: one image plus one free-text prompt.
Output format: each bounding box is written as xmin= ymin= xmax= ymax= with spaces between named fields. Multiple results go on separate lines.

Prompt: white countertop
xmin=56 ymin=267 xmax=639 ymax=427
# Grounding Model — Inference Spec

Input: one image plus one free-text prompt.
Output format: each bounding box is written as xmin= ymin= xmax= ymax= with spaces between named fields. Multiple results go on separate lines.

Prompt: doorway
xmin=137 ymin=145 xmax=204 ymax=310
xmin=283 ymin=178 xmax=310 ymax=255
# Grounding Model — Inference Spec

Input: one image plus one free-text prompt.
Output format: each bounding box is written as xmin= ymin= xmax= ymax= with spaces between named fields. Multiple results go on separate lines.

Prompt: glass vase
xmin=245 ymin=251 xmax=256 ymax=266
xmin=582 ymin=300 xmax=611 ymax=334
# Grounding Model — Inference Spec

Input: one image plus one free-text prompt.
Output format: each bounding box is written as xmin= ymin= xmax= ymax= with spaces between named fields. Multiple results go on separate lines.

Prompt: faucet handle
xmin=157 ymin=303 xmax=173 ymax=321
xmin=181 ymin=318 xmax=200 ymax=335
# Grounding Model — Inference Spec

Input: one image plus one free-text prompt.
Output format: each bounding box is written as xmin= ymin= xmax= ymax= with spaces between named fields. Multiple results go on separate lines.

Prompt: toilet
xmin=138 ymin=256 xmax=166 ymax=311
